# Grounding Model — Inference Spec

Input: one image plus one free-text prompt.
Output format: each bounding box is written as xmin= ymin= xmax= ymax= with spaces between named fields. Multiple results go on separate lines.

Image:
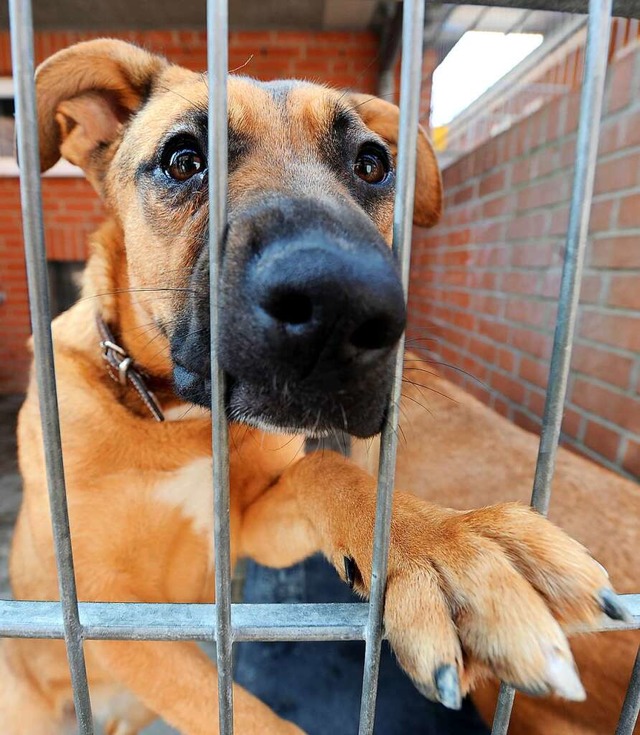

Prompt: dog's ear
xmin=36 ymin=39 xmax=167 ymax=182
xmin=349 ymin=94 xmax=442 ymax=228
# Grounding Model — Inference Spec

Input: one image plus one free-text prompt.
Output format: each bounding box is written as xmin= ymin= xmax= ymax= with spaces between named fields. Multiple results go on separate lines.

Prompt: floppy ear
xmin=349 ymin=94 xmax=442 ymax=228
xmin=36 ymin=39 xmax=167 ymax=185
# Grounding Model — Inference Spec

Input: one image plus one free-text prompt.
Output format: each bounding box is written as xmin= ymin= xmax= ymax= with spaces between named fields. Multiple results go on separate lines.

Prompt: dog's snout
xmin=262 ymin=287 xmax=314 ymax=327
xmin=250 ymin=236 xmax=406 ymax=372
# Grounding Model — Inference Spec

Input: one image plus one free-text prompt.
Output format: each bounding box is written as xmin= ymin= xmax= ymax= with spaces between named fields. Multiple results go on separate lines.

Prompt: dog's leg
xmin=88 ymin=639 xmax=305 ymax=735
xmin=240 ymin=450 xmax=618 ymax=707
xmin=0 ymin=640 xmax=67 ymax=735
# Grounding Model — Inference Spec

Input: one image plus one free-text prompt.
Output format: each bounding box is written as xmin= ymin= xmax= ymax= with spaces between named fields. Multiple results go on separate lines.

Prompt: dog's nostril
xmin=263 ymin=289 xmax=313 ymax=325
xmin=349 ymin=316 xmax=399 ymax=351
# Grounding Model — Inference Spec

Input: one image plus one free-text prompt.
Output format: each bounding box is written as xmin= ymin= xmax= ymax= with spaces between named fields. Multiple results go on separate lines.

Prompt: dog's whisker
xmin=229 ymin=54 xmax=254 ymax=74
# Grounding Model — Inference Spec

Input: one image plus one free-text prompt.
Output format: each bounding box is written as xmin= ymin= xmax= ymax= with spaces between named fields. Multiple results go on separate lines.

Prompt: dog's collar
xmin=96 ymin=315 xmax=165 ymax=422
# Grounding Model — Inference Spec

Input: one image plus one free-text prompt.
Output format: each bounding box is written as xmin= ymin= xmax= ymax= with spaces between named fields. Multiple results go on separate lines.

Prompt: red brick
xmin=468 ymin=336 xmax=497 ymax=365
xmin=482 ymin=193 xmax=514 ymax=219
xmin=598 ymin=119 xmax=623 ymax=156
xmin=493 ymin=395 xmax=511 ymax=418
xmin=520 ymin=356 xmax=549 ymax=389
xmin=571 ymin=343 xmax=633 ymax=389
xmin=516 ymin=175 xmax=568 ymax=211
xmin=572 ymin=378 xmax=640 ymax=433
xmin=510 ymin=326 xmax=552 ymax=359
xmin=590 ymin=236 xmax=640 ymax=269
xmin=526 ymin=386 xmax=546 ymax=417
xmin=608 ymin=275 xmax=640 ymax=310
xmin=512 ymin=158 xmax=535 ymax=185
xmin=506 ymin=212 xmax=548 ymax=240
xmin=584 ymin=421 xmax=623 ymax=462
xmin=491 ymin=372 xmax=526 ymax=404
xmin=505 ymin=298 xmax=546 ymax=327
xmin=477 ymin=318 xmax=508 ymax=343
xmin=510 ymin=243 xmax=559 ymax=268
xmin=479 ymin=169 xmax=506 ymax=198
xmin=588 ymin=199 xmax=615 ymax=233
xmin=562 ymin=407 xmax=584 ymax=439
xmin=594 ymin=153 xmax=640 ymax=194
xmin=618 ymin=192 xmax=640 ymax=228
xmin=502 ymin=272 xmax=539 ymax=296
xmin=580 ymin=311 xmax=640 ymax=352
xmin=622 ymin=439 xmax=640 ymax=478
xmin=513 ymin=409 xmax=541 ymax=434
xmin=497 ymin=348 xmax=516 ymax=372
xmin=620 ymin=108 xmax=640 ymax=148
xmin=607 ymin=51 xmax=634 ymax=112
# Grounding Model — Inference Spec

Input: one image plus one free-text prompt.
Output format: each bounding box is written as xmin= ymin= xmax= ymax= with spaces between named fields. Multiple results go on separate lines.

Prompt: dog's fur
xmin=0 ymin=40 xmax=631 ymax=735
xmin=355 ymin=373 xmax=640 ymax=735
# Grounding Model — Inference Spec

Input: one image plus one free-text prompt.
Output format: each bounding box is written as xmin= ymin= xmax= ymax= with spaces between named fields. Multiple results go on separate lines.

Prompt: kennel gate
xmin=1 ymin=0 xmax=640 ymax=733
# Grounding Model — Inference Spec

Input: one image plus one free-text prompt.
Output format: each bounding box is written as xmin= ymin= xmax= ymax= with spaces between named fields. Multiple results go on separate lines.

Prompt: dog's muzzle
xmin=171 ymin=198 xmax=406 ymax=438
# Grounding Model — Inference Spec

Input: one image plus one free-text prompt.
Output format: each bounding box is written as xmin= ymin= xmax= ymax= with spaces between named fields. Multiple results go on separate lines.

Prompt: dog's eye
xmin=164 ymin=148 xmax=205 ymax=182
xmin=354 ymin=146 xmax=389 ymax=185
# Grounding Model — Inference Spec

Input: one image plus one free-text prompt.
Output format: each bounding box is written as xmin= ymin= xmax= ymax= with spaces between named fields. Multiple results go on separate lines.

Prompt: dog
xmin=0 ymin=39 xmax=629 ymax=735
xmin=355 ymin=371 xmax=640 ymax=734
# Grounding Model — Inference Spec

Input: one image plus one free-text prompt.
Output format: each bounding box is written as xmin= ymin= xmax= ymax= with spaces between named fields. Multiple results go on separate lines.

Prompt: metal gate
xmin=1 ymin=0 xmax=639 ymax=733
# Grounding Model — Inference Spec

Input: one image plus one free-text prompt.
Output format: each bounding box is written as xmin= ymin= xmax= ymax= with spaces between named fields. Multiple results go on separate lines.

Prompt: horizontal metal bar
xmin=1 ymin=596 xmax=638 ymax=642
xmin=442 ymin=0 xmax=639 ymax=19
xmin=0 ymin=601 xmax=368 ymax=641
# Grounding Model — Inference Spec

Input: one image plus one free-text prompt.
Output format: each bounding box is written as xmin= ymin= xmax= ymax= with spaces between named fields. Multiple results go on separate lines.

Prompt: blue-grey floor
xmin=234 ymin=556 xmax=490 ymax=735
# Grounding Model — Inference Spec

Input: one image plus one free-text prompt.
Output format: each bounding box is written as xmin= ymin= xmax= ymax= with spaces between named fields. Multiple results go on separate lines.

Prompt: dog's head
xmin=36 ymin=39 xmax=442 ymax=437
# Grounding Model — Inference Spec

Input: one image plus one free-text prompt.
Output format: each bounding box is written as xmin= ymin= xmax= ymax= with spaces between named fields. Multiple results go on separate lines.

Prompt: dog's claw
xmin=545 ymin=649 xmax=586 ymax=701
xmin=434 ymin=665 xmax=462 ymax=710
xmin=599 ymin=588 xmax=631 ymax=622
xmin=343 ymin=556 xmax=356 ymax=589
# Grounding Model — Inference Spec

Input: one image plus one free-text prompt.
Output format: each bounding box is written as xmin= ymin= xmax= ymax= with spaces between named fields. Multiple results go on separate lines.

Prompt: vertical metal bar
xmin=529 ymin=0 xmax=612 ymax=515
xmin=8 ymin=0 xmax=94 ymax=732
xmin=357 ymin=1 xmax=425 ymax=732
xmin=492 ymin=1 xmax=612 ymax=732
xmin=207 ymin=0 xmax=233 ymax=733
xmin=616 ymin=648 xmax=640 ymax=735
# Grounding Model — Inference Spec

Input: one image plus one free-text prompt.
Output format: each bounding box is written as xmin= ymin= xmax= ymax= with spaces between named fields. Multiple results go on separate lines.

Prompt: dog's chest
xmin=153 ymin=457 xmax=214 ymax=557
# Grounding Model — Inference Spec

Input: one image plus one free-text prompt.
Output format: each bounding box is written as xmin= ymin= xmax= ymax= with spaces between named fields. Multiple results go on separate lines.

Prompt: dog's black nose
xmin=246 ymin=234 xmax=406 ymax=379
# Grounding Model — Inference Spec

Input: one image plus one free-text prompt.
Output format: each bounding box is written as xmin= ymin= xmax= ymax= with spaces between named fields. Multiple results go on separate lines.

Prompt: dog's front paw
xmin=373 ymin=502 xmax=627 ymax=708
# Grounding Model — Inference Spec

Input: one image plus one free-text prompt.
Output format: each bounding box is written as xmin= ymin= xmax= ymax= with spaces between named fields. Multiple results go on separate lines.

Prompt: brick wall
xmin=0 ymin=29 xmax=379 ymax=393
xmin=408 ymin=43 xmax=640 ymax=481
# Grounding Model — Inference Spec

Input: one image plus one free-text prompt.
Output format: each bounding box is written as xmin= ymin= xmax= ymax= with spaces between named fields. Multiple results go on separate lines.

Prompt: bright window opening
xmin=431 ymin=31 xmax=544 ymax=127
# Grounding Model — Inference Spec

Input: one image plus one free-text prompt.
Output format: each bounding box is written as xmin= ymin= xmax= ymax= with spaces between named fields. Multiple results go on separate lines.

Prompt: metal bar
xmin=616 ymin=647 xmax=640 ymax=735
xmin=377 ymin=1 xmax=403 ymax=98
xmin=1 ymin=596 xmax=638 ymax=641
xmin=207 ymin=0 xmax=233 ymax=732
xmin=440 ymin=0 xmax=638 ymax=19
xmin=492 ymin=0 xmax=612 ymax=732
xmin=7 ymin=1 xmax=94 ymax=732
xmin=358 ymin=1 xmax=426 ymax=732
xmin=530 ymin=0 xmax=612 ymax=516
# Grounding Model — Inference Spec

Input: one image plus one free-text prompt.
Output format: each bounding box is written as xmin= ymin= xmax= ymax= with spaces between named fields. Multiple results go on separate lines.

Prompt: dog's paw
xmin=376 ymin=502 xmax=628 ymax=708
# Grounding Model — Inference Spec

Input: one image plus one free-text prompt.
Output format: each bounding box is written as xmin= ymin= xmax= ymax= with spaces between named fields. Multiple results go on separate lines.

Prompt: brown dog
xmin=0 ymin=39 xmax=629 ymax=735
